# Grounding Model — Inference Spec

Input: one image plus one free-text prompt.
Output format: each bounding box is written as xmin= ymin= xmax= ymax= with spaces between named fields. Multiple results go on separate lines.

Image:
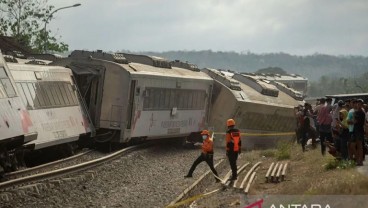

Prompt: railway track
xmin=0 ymin=144 xmax=144 ymax=191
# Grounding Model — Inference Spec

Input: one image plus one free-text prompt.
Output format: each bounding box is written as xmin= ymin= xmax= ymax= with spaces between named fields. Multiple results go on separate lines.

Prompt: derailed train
xmin=0 ymin=51 xmax=91 ymax=173
xmin=0 ymin=49 xmax=303 ymax=174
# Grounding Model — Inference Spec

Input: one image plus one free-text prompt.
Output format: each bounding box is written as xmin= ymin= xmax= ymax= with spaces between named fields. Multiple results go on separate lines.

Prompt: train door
xmin=69 ymin=63 xmax=105 ymax=128
xmin=126 ymin=80 xmax=136 ymax=129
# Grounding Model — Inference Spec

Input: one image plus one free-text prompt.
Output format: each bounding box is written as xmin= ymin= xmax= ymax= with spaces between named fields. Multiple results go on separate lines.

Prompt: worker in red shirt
xmin=185 ymin=130 xmax=219 ymax=182
xmin=225 ymin=119 xmax=241 ymax=180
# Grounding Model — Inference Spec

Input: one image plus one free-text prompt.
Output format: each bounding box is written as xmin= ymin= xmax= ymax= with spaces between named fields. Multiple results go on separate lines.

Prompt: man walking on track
xmin=225 ymin=119 xmax=241 ymax=180
xmin=185 ymin=130 xmax=220 ymax=182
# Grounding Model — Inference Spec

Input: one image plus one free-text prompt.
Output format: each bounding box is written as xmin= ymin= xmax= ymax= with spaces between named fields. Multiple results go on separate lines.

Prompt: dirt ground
xmin=189 ymin=142 xmax=368 ymax=208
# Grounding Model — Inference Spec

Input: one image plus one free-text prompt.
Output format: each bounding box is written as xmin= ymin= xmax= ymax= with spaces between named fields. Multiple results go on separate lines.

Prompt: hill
xmin=129 ymin=50 xmax=368 ymax=82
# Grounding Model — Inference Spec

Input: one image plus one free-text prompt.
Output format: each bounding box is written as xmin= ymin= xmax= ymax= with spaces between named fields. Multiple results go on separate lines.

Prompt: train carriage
xmin=6 ymin=58 xmax=91 ymax=151
xmin=203 ymin=68 xmax=303 ymax=149
xmin=0 ymin=51 xmax=37 ymax=173
xmin=52 ymin=50 xmax=213 ymax=143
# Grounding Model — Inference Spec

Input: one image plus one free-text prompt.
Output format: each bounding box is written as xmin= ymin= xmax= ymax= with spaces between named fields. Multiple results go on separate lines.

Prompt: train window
xmin=59 ymin=83 xmax=71 ymax=105
xmin=0 ymin=83 xmax=6 ymax=98
xmin=1 ymin=78 xmax=16 ymax=97
xmin=169 ymin=90 xmax=177 ymax=109
xmin=159 ymin=89 xmax=165 ymax=109
xmin=41 ymin=82 xmax=57 ymax=106
xmin=0 ymin=67 xmax=7 ymax=78
xmin=38 ymin=82 xmax=51 ymax=107
xmin=179 ymin=90 xmax=189 ymax=109
xmin=164 ymin=89 xmax=170 ymax=109
xmin=192 ymin=91 xmax=198 ymax=109
xmin=26 ymin=83 xmax=41 ymax=108
xmin=16 ymin=83 xmax=28 ymax=106
xmin=143 ymin=89 xmax=150 ymax=109
xmin=63 ymin=83 xmax=74 ymax=105
xmin=142 ymin=88 xmax=206 ymax=111
xmin=153 ymin=89 xmax=161 ymax=109
xmin=33 ymin=83 xmax=48 ymax=107
xmin=67 ymin=84 xmax=78 ymax=105
xmin=54 ymin=83 xmax=66 ymax=106
xmin=21 ymin=83 xmax=34 ymax=107
xmin=49 ymin=84 xmax=61 ymax=105
xmin=188 ymin=91 xmax=193 ymax=109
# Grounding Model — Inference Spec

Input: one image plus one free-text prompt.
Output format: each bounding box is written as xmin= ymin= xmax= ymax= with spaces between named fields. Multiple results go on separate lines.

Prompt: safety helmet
xmin=227 ymin=119 xmax=235 ymax=127
xmin=201 ymin=130 xmax=210 ymax=135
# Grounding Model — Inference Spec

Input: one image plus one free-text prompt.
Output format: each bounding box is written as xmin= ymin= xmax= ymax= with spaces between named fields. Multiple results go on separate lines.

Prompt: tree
xmin=0 ymin=0 xmax=68 ymax=53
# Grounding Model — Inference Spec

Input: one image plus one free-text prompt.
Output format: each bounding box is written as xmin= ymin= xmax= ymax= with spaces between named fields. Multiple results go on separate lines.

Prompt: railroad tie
xmin=270 ymin=162 xmax=279 ymax=183
xmin=265 ymin=162 xmax=274 ymax=183
xmin=275 ymin=164 xmax=283 ymax=183
xmin=232 ymin=162 xmax=250 ymax=188
xmin=239 ymin=162 xmax=261 ymax=189
xmin=244 ymin=171 xmax=257 ymax=194
xmin=281 ymin=162 xmax=288 ymax=181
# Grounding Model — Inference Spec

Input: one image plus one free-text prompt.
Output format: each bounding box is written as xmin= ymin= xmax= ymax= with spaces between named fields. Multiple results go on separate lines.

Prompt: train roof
xmin=241 ymin=72 xmax=308 ymax=81
xmin=67 ymin=50 xmax=212 ymax=81
xmin=204 ymin=68 xmax=302 ymax=107
xmin=325 ymin=93 xmax=368 ymax=98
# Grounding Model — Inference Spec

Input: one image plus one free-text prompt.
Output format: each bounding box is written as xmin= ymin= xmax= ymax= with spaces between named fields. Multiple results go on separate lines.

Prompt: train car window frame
xmin=33 ymin=82 xmax=48 ymax=107
xmin=59 ymin=82 xmax=71 ymax=105
xmin=15 ymin=83 xmax=28 ymax=106
xmin=54 ymin=83 xmax=66 ymax=106
xmin=26 ymin=82 xmax=41 ymax=108
xmin=20 ymin=82 xmax=34 ymax=108
xmin=41 ymin=82 xmax=57 ymax=106
xmin=0 ymin=67 xmax=8 ymax=78
xmin=0 ymin=83 xmax=6 ymax=98
xmin=67 ymin=84 xmax=78 ymax=105
xmin=1 ymin=78 xmax=16 ymax=98
xmin=142 ymin=87 xmax=206 ymax=111
xmin=49 ymin=83 xmax=61 ymax=106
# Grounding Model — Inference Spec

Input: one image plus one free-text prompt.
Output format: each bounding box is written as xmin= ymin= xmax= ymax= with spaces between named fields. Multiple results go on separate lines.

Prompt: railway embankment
xmin=172 ymin=142 xmax=368 ymax=207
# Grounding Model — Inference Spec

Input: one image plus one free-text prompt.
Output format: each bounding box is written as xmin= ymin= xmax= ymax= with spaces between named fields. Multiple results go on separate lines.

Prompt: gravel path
xmin=1 ymin=140 xmax=224 ymax=208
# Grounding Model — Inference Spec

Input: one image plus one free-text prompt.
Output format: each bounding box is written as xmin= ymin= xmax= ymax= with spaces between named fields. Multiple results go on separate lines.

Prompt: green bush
xmin=276 ymin=141 xmax=291 ymax=160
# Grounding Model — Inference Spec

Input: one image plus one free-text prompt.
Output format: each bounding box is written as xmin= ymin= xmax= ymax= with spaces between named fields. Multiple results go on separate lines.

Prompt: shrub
xmin=325 ymin=159 xmax=356 ymax=170
xmin=276 ymin=141 xmax=291 ymax=160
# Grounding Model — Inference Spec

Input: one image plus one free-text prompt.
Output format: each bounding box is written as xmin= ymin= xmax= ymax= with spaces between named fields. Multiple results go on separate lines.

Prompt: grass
xmin=251 ymin=141 xmax=368 ymax=195
xmin=324 ymin=158 xmax=356 ymax=170
xmin=276 ymin=141 xmax=292 ymax=160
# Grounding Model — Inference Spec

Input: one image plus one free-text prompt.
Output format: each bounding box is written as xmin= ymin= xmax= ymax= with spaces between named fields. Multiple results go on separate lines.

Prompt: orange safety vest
xmin=202 ymin=138 xmax=214 ymax=154
xmin=226 ymin=130 xmax=241 ymax=152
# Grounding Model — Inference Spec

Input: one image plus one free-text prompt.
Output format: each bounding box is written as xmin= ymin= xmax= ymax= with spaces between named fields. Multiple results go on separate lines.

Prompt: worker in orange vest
xmin=185 ymin=130 xmax=220 ymax=182
xmin=226 ymin=119 xmax=241 ymax=180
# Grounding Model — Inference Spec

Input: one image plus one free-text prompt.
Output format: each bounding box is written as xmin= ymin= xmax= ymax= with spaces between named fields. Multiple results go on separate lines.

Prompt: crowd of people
xmin=296 ymin=98 xmax=368 ymax=165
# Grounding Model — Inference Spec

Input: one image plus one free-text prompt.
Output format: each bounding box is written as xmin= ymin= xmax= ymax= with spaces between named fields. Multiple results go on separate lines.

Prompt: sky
xmin=47 ymin=0 xmax=368 ymax=56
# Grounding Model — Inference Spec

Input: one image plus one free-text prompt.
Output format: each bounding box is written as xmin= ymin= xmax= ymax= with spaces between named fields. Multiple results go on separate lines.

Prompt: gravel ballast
xmin=0 ymin=140 xmax=224 ymax=207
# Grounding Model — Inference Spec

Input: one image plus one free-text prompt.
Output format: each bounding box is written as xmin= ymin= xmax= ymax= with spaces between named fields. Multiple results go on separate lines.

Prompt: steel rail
xmin=4 ymin=150 xmax=94 ymax=178
xmin=0 ymin=145 xmax=140 ymax=190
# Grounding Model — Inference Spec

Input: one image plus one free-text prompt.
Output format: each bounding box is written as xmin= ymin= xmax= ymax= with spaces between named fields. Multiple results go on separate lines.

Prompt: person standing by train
xmin=225 ymin=119 xmax=241 ymax=181
xmin=317 ymin=98 xmax=333 ymax=156
xmin=185 ymin=130 xmax=220 ymax=182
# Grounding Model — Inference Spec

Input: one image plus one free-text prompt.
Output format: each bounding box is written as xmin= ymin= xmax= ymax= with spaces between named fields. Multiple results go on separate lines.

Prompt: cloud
xmin=48 ymin=0 xmax=368 ymax=55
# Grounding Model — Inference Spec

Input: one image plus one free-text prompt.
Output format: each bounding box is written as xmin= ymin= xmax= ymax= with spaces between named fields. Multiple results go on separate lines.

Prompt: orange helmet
xmin=201 ymin=130 xmax=210 ymax=135
xmin=227 ymin=119 xmax=235 ymax=127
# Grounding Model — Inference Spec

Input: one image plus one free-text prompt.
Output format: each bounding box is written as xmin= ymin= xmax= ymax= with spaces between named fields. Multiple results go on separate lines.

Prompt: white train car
xmin=53 ymin=50 xmax=213 ymax=143
xmin=0 ymin=52 xmax=37 ymax=173
xmin=6 ymin=57 xmax=91 ymax=151
xmin=203 ymin=68 xmax=303 ymax=149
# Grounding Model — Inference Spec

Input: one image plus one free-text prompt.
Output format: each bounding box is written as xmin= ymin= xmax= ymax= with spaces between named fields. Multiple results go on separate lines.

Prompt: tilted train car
xmin=203 ymin=68 xmax=303 ymax=149
xmin=0 ymin=51 xmax=37 ymax=173
xmin=6 ymin=56 xmax=92 ymax=154
xmin=52 ymin=50 xmax=213 ymax=143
